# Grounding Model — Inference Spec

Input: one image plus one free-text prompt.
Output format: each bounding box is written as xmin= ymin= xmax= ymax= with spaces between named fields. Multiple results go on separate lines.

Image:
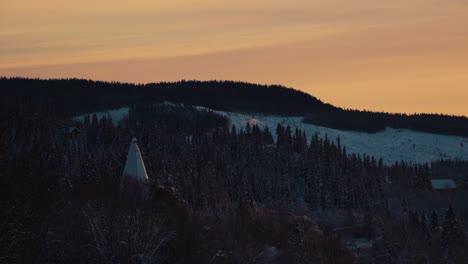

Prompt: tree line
xmin=1 ymin=77 xmax=467 ymax=137
xmin=0 ymin=81 xmax=466 ymax=263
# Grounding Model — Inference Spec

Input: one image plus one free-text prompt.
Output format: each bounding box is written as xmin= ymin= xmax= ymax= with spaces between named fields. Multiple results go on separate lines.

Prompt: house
xmin=343 ymin=238 xmax=373 ymax=258
xmin=333 ymin=226 xmax=374 ymax=260
xmin=343 ymin=237 xmax=373 ymax=251
xmin=62 ymin=127 xmax=80 ymax=139
xmin=430 ymin=179 xmax=456 ymax=190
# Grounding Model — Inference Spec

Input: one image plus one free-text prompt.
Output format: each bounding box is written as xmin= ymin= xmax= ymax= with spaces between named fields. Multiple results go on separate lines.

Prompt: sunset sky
xmin=1 ymin=0 xmax=468 ymax=115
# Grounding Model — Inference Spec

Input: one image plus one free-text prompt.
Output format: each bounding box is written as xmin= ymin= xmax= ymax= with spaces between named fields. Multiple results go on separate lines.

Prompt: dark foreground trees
xmin=0 ymin=94 xmax=466 ymax=263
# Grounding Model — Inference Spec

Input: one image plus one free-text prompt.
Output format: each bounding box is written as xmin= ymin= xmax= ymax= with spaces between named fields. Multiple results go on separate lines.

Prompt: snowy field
xmin=74 ymin=107 xmax=129 ymax=123
xmin=75 ymin=105 xmax=468 ymax=165
xmin=209 ymin=110 xmax=468 ymax=165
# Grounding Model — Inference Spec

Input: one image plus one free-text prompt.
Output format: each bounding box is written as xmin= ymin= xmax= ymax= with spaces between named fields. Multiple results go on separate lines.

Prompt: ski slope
xmin=210 ymin=110 xmax=468 ymax=165
xmin=74 ymin=107 xmax=129 ymax=123
xmin=75 ymin=104 xmax=468 ymax=165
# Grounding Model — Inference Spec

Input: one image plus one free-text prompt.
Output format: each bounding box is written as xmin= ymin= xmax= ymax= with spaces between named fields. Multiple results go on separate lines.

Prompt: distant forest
xmin=1 ymin=77 xmax=467 ymax=137
xmin=1 ymin=78 xmax=466 ymax=263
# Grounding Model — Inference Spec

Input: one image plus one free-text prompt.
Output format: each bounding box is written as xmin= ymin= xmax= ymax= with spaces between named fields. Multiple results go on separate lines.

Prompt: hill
xmin=211 ymin=109 xmax=468 ymax=165
xmin=75 ymin=105 xmax=468 ymax=165
xmin=1 ymin=77 xmax=467 ymax=137
xmin=1 ymin=77 xmax=467 ymax=263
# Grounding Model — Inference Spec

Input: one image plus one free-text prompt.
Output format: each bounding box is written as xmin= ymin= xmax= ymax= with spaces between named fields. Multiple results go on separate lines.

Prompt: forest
xmin=0 ymin=78 xmax=467 ymax=263
xmin=1 ymin=77 xmax=468 ymax=137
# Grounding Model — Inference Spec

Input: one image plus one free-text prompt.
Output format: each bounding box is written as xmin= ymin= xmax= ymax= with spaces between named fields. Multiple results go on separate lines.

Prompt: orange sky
xmin=1 ymin=0 xmax=468 ymax=116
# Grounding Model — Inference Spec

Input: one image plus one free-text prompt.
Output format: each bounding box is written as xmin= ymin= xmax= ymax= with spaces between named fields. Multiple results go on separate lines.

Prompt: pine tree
xmin=262 ymin=126 xmax=274 ymax=145
xmin=430 ymin=209 xmax=440 ymax=232
xmin=408 ymin=209 xmax=420 ymax=227
xmin=441 ymin=205 xmax=463 ymax=248
xmin=276 ymin=124 xmax=284 ymax=146
xmin=420 ymin=213 xmax=427 ymax=226
xmin=420 ymin=213 xmax=429 ymax=236
xmin=285 ymin=125 xmax=292 ymax=151
xmin=245 ymin=122 xmax=251 ymax=136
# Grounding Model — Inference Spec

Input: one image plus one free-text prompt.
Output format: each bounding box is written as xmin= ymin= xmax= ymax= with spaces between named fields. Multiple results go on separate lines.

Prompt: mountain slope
xmin=76 ymin=105 xmax=468 ymax=165
xmin=212 ymin=110 xmax=468 ymax=165
xmin=1 ymin=77 xmax=467 ymax=137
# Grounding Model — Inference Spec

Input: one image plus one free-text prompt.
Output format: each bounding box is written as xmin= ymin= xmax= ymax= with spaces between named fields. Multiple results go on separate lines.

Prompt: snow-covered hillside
xmin=74 ymin=107 xmax=129 ymax=123
xmin=75 ymin=105 xmax=468 ymax=165
xmin=211 ymin=110 xmax=468 ymax=165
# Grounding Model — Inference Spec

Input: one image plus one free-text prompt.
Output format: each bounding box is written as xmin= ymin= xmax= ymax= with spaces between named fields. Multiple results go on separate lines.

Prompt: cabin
xmin=343 ymin=238 xmax=373 ymax=258
xmin=62 ymin=127 xmax=80 ymax=139
xmin=430 ymin=179 xmax=456 ymax=190
xmin=333 ymin=226 xmax=374 ymax=260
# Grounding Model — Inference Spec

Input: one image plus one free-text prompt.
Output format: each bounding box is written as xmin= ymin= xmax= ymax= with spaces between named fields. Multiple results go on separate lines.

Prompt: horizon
xmin=4 ymin=76 xmax=468 ymax=118
xmin=1 ymin=0 xmax=468 ymax=116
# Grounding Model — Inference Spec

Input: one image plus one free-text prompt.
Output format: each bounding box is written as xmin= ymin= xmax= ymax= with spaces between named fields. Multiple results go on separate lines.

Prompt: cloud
xmin=1 ymin=0 xmax=468 ymax=115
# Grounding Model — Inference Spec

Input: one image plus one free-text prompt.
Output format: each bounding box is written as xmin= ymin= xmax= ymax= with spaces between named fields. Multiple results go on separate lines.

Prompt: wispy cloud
xmin=1 ymin=0 xmax=468 ymax=114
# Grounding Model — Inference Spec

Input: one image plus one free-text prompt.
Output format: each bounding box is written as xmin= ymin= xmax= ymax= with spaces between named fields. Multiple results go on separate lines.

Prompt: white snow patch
xmin=207 ymin=110 xmax=468 ymax=165
xmin=344 ymin=238 xmax=373 ymax=250
xmin=74 ymin=107 xmax=129 ymax=123
xmin=73 ymin=103 xmax=468 ymax=165
xmin=430 ymin=179 xmax=456 ymax=189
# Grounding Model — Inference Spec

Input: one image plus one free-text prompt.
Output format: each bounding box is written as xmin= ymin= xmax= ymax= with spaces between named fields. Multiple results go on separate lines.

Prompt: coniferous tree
xmin=430 ymin=210 xmax=441 ymax=232
xmin=441 ymin=205 xmax=463 ymax=248
xmin=408 ymin=210 xmax=420 ymax=227
xmin=420 ymin=213 xmax=429 ymax=237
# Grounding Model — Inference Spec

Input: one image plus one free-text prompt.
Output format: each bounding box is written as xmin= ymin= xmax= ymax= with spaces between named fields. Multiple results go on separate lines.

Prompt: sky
xmin=1 ymin=0 xmax=468 ymax=116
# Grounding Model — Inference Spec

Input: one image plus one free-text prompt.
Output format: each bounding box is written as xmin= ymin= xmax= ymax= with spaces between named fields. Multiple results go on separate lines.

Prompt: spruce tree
xmin=430 ymin=209 xmax=440 ymax=232
xmin=420 ymin=213 xmax=433 ymax=242
xmin=420 ymin=213 xmax=428 ymax=233
xmin=408 ymin=210 xmax=420 ymax=227
xmin=441 ymin=205 xmax=463 ymax=248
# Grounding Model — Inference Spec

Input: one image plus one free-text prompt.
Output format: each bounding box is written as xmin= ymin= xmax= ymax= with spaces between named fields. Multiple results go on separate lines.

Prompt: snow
xmin=122 ymin=137 xmax=148 ymax=186
xmin=344 ymin=238 xmax=373 ymax=250
xmin=343 ymin=238 xmax=372 ymax=250
xmin=74 ymin=107 xmax=129 ymax=123
xmin=430 ymin=179 xmax=456 ymax=189
xmin=262 ymin=246 xmax=279 ymax=258
xmin=76 ymin=104 xmax=468 ymax=165
xmin=208 ymin=110 xmax=468 ymax=165
xmin=63 ymin=127 xmax=79 ymax=134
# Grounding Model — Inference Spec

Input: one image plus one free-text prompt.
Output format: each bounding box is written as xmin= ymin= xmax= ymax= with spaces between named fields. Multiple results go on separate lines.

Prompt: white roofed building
xmin=430 ymin=179 xmax=456 ymax=190
xmin=121 ymin=137 xmax=149 ymax=190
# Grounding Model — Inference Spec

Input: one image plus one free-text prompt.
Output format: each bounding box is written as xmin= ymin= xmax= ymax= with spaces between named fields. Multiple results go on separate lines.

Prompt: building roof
xmin=343 ymin=238 xmax=373 ymax=250
xmin=122 ymin=138 xmax=148 ymax=185
xmin=62 ymin=127 xmax=80 ymax=134
xmin=430 ymin=179 xmax=456 ymax=189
